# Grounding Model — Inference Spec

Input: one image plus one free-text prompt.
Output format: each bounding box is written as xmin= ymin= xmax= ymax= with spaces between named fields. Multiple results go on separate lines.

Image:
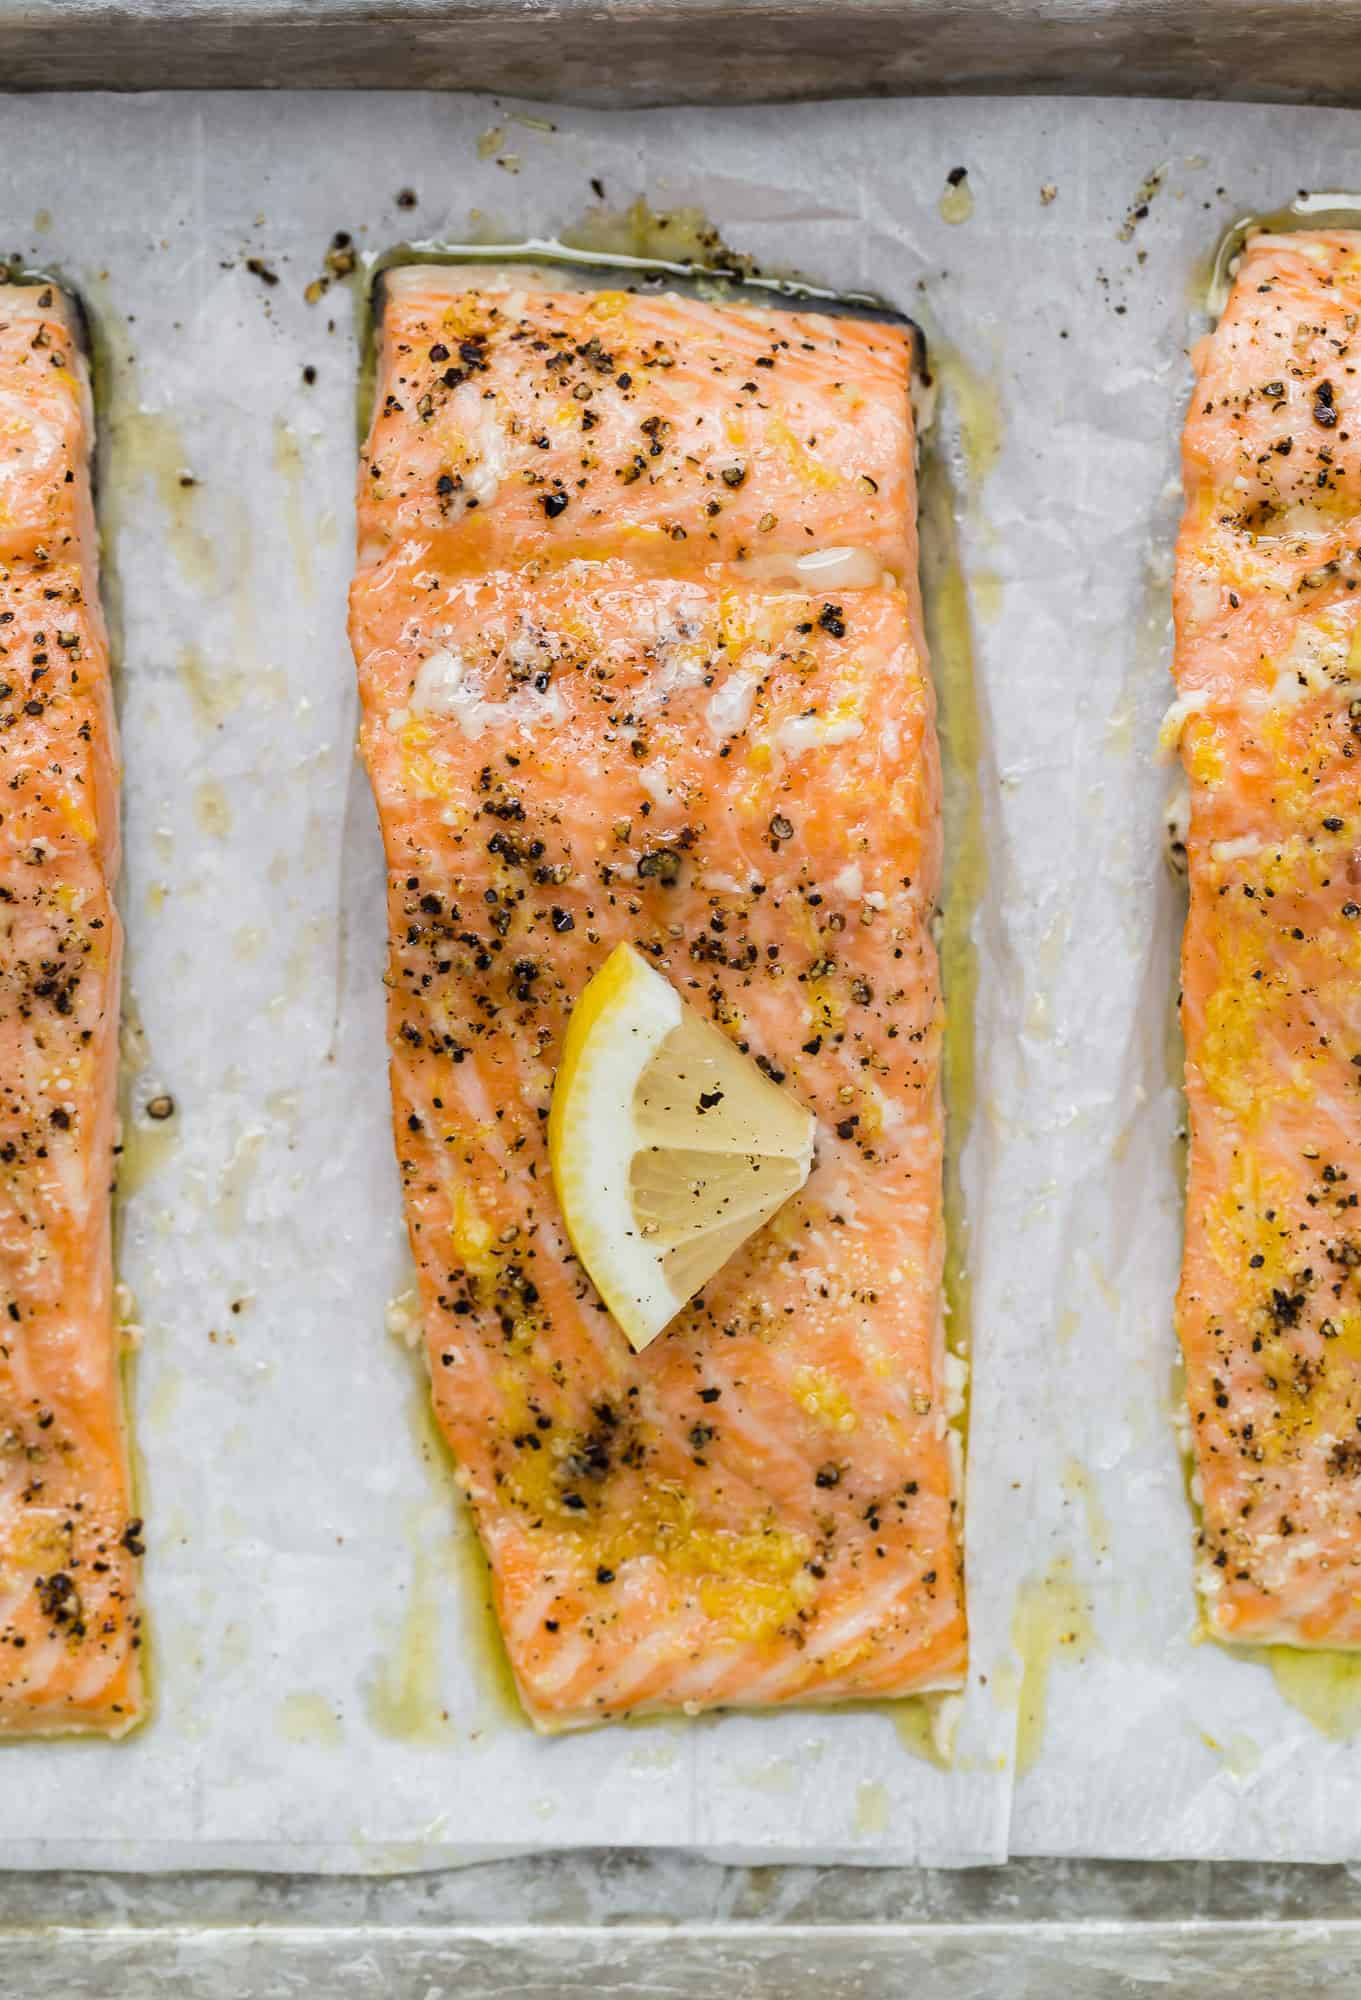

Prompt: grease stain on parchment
xmin=1010 ymin=1555 xmax=1095 ymax=1776
xmin=273 ymin=417 xmax=313 ymax=599
xmin=738 ymin=1755 xmax=799 ymax=1797
xmin=365 ymin=1512 xmax=453 ymax=1746
xmin=854 ymin=1779 xmax=890 ymax=1834
xmin=277 ymin=1691 xmax=344 ymax=1748
xmin=105 ymin=401 xmax=217 ymax=595
xmin=1061 ymin=1457 xmax=1111 ymax=1562
xmin=927 ymin=338 xmax=1003 ymax=498
xmin=193 ymin=778 xmax=232 ymax=838
xmin=215 ymin=1129 xmax=264 ymax=1234
xmin=178 ymin=643 xmax=245 ymax=733
xmin=144 ymin=1363 xmax=183 ymax=1433
xmin=970 ymin=565 xmax=1003 ymax=623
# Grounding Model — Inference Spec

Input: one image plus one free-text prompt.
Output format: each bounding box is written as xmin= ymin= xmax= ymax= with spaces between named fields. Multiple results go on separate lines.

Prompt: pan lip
xmin=368 ymin=236 xmax=929 ymax=380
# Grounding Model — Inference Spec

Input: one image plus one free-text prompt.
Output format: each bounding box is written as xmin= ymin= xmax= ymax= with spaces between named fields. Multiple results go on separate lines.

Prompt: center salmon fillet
xmin=351 ymin=270 xmax=965 ymax=1726
xmin=1176 ymin=230 xmax=1361 ymax=1647
xmin=0 ymin=284 xmax=142 ymax=1735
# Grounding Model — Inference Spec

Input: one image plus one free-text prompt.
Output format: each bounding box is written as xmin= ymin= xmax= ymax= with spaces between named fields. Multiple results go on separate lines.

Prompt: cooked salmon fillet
xmin=351 ymin=267 xmax=964 ymax=1726
xmin=0 ymin=283 xmax=142 ymax=1734
xmin=1175 ymin=229 xmax=1361 ymax=1646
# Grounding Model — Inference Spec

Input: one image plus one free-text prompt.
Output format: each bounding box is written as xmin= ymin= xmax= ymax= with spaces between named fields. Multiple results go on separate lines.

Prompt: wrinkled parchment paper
xmin=3 ymin=88 xmax=1361 ymax=1871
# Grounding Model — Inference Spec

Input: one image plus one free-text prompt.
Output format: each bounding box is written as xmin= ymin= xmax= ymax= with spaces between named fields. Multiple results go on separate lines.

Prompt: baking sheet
xmin=3 ymin=87 xmax=1361 ymax=1873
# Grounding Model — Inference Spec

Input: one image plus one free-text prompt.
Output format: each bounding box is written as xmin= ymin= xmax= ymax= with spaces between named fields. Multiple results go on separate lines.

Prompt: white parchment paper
xmin=1 ymin=87 xmax=1360 ymax=1871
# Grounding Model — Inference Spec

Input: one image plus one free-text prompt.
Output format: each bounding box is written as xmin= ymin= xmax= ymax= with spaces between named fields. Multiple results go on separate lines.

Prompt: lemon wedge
xmin=548 ymin=943 xmax=816 ymax=1351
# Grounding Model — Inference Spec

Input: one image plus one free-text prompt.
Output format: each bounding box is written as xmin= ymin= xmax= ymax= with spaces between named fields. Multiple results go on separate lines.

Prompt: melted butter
xmin=117 ymin=1113 xmax=179 ymax=1199
xmin=1011 ymin=1556 xmax=1095 ymax=1776
xmin=928 ymin=341 xmax=1003 ymax=498
xmin=398 ymin=1342 xmax=523 ymax=1733
xmin=560 ymin=197 xmax=749 ymax=272
xmin=887 ymin=1696 xmax=949 ymax=1768
xmin=971 ymin=566 xmax=1002 ymax=623
xmin=447 ymin=1502 xmax=524 ymax=1735
xmin=77 ymin=309 xmax=159 ymax=1733
xmin=939 ymin=175 xmax=974 ymax=226
xmin=1262 ymin=1648 xmax=1361 ymax=1741
xmin=115 ymin=997 xmax=179 ymax=1200
xmin=364 ymin=1521 xmax=453 ymax=1745
xmin=920 ymin=425 xmax=985 ymax=1406
xmin=277 ymin=1691 xmax=344 ymax=1747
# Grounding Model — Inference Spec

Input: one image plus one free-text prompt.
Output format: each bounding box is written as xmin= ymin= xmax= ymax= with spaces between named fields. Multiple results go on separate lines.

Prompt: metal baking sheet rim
xmin=6 ymin=0 xmax=1361 ymax=106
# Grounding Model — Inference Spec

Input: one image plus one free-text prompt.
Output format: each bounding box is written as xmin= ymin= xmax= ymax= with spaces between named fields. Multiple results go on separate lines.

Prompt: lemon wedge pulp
xmin=548 ymin=943 xmax=816 ymax=1352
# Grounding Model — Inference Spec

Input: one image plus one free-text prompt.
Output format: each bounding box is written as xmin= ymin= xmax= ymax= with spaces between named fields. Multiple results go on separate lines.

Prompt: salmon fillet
xmin=0 ymin=283 xmax=142 ymax=1735
xmin=351 ymin=267 xmax=965 ymax=1726
xmin=1175 ymin=229 xmax=1361 ymax=1646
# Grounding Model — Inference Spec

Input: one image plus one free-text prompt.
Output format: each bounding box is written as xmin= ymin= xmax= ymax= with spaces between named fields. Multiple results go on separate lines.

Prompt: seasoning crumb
xmin=1116 ymin=163 xmax=1166 ymax=242
xmin=325 ymin=231 xmax=356 ymax=279
xmin=1040 ymin=183 xmax=1058 ymax=206
xmin=145 ymin=1094 xmax=175 ymax=1122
